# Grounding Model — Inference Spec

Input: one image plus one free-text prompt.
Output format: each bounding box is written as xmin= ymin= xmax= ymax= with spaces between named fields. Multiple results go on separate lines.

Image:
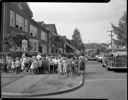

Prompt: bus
xmin=102 ymin=51 xmax=127 ymax=71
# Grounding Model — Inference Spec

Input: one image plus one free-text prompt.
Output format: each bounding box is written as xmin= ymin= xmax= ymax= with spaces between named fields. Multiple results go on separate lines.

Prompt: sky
xmin=28 ymin=0 xmax=126 ymax=44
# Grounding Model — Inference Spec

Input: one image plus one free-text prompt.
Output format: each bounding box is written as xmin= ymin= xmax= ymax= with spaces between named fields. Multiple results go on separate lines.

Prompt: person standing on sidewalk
xmin=15 ymin=57 xmax=21 ymax=74
xmin=11 ymin=58 xmax=16 ymax=73
xmin=30 ymin=58 xmax=35 ymax=74
xmin=79 ymin=53 xmax=86 ymax=75
xmin=6 ymin=56 xmax=11 ymax=73
xmin=37 ymin=53 xmax=42 ymax=60
xmin=21 ymin=53 xmax=27 ymax=74
xmin=34 ymin=57 xmax=39 ymax=74
xmin=0 ymin=57 xmax=5 ymax=73
xmin=57 ymin=57 xmax=63 ymax=77
xmin=38 ymin=57 xmax=43 ymax=74
xmin=62 ymin=57 xmax=68 ymax=77
xmin=54 ymin=57 xmax=58 ymax=74
xmin=68 ymin=58 xmax=72 ymax=77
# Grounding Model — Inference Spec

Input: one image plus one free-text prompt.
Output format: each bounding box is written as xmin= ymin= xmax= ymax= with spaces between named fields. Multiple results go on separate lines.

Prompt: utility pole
xmin=107 ymin=30 xmax=114 ymax=53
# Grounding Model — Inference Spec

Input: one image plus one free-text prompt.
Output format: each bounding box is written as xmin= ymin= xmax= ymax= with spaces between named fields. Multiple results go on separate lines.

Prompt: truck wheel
xmin=107 ymin=67 xmax=110 ymax=71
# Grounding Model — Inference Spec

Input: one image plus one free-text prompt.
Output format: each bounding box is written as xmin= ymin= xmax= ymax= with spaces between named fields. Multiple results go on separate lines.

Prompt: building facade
xmin=1 ymin=2 xmax=77 ymax=55
xmin=1 ymin=2 xmax=49 ymax=54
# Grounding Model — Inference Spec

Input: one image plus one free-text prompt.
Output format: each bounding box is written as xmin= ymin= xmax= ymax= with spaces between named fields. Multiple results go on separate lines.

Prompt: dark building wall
xmin=8 ymin=2 xmax=32 ymax=19
xmin=30 ymin=19 xmax=49 ymax=53
xmin=1 ymin=2 xmax=52 ymax=54
xmin=0 ymin=3 xmax=3 ymax=52
xmin=29 ymin=19 xmax=39 ymax=40
xmin=1 ymin=2 xmax=49 ymax=53
xmin=6 ymin=2 xmax=32 ymax=36
xmin=1 ymin=3 xmax=8 ymax=52
xmin=3 ymin=2 xmax=32 ymax=52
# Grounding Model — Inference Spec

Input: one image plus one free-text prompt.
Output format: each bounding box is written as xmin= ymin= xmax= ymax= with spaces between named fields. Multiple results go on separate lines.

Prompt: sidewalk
xmin=2 ymin=74 xmax=83 ymax=97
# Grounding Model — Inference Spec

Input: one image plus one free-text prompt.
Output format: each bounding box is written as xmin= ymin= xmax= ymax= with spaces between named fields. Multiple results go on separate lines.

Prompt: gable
xmin=24 ymin=3 xmax=33 ymax=18
xmin=8 ymin=2 xmax=33 ymax=18
xmin=44 ymin=24 xmax=58 ymax=35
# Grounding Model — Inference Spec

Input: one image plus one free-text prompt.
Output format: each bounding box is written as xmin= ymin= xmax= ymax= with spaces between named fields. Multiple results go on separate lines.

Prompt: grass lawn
xmin=22 ymin=75 xmax=81 ymax=94
xmin=1 ymin=72 xmax=26 ymax=87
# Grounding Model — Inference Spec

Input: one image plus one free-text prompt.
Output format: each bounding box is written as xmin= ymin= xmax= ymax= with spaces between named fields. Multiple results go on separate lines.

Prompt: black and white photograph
xmin=0 ymin=0 xmax=127 ymax=99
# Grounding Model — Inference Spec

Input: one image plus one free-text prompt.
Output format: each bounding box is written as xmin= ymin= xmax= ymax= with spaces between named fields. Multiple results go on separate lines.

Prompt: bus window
xmin=116 ymin=56 xmax=127 ymax=67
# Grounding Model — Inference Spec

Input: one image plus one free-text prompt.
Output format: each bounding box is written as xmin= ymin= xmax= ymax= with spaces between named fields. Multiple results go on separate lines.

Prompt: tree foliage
xmin=84 ymin=43 xmax=108 ymax=55
xmin=111 ymin=11 xmax=127 ymax=47
xmin=72 ymin=28 xmax=84 ymax=51
xmin=49 ymin=35 xmax=64 ymax=53
xmin=3 ymin=33 xmax=31 ymax=51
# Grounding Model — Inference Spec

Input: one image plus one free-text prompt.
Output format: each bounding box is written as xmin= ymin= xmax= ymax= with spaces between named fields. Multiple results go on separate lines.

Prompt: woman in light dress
xmin=62 ymin=58 xmax=68 ymax=76
xmin=21 ymin=57 xmax=27 ymax=73
xmin=30 ymin=60 xmax=35 ymax=74
xmin=6 ymin=57 xmax=12 ymax=73
xmin=11 ymin=58 xmax=16 ymax=73
xmin=57 ymin=57 xmax=63 ymax=76
xmin=30 ymin=56 xmax=36 ymax=74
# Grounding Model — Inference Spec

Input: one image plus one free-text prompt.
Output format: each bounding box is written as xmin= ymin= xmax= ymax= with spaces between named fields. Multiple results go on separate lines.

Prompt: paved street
xmin=35 ymin=61 xmax=127 ymax=100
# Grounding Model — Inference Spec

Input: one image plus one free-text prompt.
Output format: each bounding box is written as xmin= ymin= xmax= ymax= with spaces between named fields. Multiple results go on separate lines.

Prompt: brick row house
xmin=1 ymin=2 xmax=77 ymax=55
xmin=38 ymin=23 xmax=58 ymax=54
xmin=1 ymin=2 xmax=51 ymax=54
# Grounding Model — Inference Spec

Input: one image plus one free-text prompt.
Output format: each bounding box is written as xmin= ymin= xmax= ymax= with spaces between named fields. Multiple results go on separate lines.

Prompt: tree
xmin=72 ymin=28 xmax=84 ymax=51
xmin=111 ymin=11 xmax=127 ymax=47
xmin=3 ymin=33 xmax=31 ymax=51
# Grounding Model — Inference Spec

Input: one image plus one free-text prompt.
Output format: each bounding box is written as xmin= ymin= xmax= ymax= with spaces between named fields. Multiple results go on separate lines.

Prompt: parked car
xmin=95 ymin=54 xmax=104 ymax=63
xmin=87 ymin=56 xmax=96 ymax=61
xmin=87 ymin=55 xmax=96 ymax=61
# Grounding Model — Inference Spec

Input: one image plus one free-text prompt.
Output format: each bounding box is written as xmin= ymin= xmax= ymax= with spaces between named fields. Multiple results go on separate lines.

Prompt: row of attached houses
xmin=0 ymin=2 xmax=77 ymax=55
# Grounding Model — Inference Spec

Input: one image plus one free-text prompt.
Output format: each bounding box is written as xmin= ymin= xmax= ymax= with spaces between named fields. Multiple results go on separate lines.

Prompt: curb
xmin=1 ymin=74 xmax=85 ymax=98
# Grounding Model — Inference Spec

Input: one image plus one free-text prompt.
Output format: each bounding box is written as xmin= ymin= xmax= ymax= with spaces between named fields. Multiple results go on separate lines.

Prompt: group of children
xmin=0 ymin=53 xmax=87 ymax=76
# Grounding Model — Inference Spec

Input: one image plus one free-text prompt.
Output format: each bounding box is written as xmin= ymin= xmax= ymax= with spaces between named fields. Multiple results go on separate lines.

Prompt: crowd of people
xmin=0 ymin=53 xmax=87 ymax=76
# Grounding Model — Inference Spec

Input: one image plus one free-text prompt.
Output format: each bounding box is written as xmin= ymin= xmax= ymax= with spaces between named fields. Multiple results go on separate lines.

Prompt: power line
xmin=107 ymin=30 xmax=115 ymax=53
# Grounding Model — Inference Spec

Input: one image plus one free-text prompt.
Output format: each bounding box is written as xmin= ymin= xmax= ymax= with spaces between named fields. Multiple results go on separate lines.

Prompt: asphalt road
xmin=37 ymin=61 xmax=127 ymax=100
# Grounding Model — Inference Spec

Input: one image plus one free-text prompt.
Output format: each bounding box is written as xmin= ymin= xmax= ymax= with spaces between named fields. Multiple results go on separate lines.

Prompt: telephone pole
xmin=107 ymin=30 xmax=114 ymax=53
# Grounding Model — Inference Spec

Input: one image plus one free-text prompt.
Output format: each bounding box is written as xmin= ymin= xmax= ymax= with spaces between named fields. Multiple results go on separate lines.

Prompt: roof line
xmin=26 ymin=3 xmax=33 ymax=18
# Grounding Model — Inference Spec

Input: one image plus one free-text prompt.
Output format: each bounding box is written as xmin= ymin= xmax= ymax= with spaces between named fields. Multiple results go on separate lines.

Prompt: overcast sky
xmin=28 ymin=0 xmax=126 ymax=44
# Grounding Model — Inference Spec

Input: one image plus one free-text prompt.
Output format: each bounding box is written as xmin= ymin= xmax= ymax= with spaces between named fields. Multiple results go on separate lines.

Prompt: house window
xmin=34 ymin=28 xmax=37 ymax=37
xmin=29 ymin=39 xmax=38 ymax=52
xmin=16 ymin=14 xmax=24 ymax=30
xmin=34 ymin=41 xmax=38 ymax=52
xmin=41 ymin=31 xmax=47 ymax=41
xmin=25 ymin=19 xmax=28 ymax=32
xmin=30 ymin=24 xmax=38 ymax=37
xmin=41 ymin=44 xmax=47 ymax=53
xmin=10 ymin=10 xmax=15 ymax=27
xmin=34 ymin=42 xmax=37 ymax=51
xmin=29 ymin=41 xmax=33 ymax=51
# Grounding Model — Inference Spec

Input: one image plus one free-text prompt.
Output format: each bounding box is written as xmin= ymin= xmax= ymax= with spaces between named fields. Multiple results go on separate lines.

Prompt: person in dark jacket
xmin=79 ymin=54 xmax=87 ymax=75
